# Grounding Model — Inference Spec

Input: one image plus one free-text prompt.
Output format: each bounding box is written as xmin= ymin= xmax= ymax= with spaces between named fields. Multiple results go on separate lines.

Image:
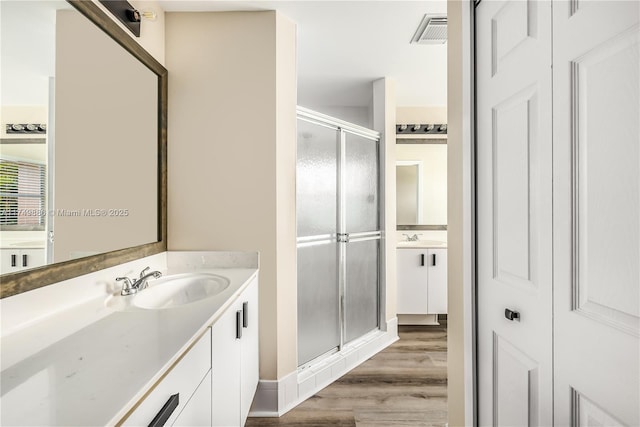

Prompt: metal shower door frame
xmin=297 ymin=106 xmax=382 ymax=356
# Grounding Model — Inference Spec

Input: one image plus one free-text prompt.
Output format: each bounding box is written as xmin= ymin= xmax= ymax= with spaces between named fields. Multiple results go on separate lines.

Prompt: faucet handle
xmin=116 ymin=277 xmax=135 ymax=295
xmin=139 ymin=267 xmax=150 ymax=279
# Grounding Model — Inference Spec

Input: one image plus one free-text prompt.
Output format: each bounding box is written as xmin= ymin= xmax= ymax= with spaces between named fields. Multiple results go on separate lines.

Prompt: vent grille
xmin=411 ymin=14 xmax=447 ymax=45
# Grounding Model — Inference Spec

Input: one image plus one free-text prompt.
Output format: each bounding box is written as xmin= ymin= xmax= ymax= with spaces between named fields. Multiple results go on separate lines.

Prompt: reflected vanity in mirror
xmin=0 ymin=0 xmax=167 ymax=297
xmin=396 ymin=137 xmax=447 ymax=230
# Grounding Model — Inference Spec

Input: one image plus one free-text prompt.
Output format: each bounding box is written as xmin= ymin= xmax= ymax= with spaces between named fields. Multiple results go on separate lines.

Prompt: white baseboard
xmin=248 ymin=317 xmax=399 ymax=418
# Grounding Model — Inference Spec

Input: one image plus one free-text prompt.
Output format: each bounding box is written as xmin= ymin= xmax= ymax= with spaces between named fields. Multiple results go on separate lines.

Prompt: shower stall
xmin=296 ymin=107 xmax=381 ymax=367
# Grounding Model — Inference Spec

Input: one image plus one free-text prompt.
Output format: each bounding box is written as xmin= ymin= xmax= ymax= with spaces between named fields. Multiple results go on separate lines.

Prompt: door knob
xmin=504 ymin=308 xmax=520 ymax=321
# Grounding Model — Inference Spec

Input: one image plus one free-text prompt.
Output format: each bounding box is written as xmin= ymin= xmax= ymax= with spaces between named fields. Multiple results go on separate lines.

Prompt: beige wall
xmin=54 ymin=11 xmax=158 ymax=263
xmin=274 ymin=11 xmax=299 ymax=379
xmin=396 ymin=106 xmax=447 ymax=124
xmin=447 ymin=0 xmax=473 ymax=425
xmin=373 ymin=78 xmax=397 ymax=323
xmin=166 ymin=11 xmax=297 ymax=381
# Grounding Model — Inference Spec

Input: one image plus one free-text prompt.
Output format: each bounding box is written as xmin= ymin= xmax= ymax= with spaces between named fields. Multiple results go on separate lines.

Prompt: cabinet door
xmin=240 ymin=278 xmax=259 ymax=425
xmin=0 ymin=249 xmax=17 ymax=275
xmin=172 ymin=370 xmax=212 ymax=427
xmin=396 ymin=249 xmax=428 ymax=314
xmin=427 ymin=249 xmax=447 ymax=314
xmin=1 ymin=249 xmax=46 ymax=273
xmin=211 ymin=300 xmax=242 ymax=426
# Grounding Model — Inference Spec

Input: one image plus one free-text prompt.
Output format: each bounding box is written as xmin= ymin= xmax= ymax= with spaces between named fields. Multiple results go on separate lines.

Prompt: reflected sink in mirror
xmin=105 ymin=273 xmax=230 ymax=311
xmin=397 ymin=240 xmax=447 ymax=248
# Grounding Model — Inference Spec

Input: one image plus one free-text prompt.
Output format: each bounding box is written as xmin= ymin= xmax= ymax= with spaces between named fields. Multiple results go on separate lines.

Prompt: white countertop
xmin=396 ymin=240 xmax=447 ymax=249
xmin=0 ymin=265 xmax=257 ymax=426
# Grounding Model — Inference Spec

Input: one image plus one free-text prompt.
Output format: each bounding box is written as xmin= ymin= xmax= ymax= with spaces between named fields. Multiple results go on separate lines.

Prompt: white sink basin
xmin=105 ymin=272 xmax=230 ymax=311
xmin=133 ymin=273 xmax=230 ymax=309
xmin=397 ymin=240 xmax=446 ymax=246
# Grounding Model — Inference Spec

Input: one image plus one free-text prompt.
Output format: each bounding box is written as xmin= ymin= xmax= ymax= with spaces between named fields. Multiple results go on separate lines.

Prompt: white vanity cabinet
xmin=122 ymin=330 xmax=212 ymax=427
xmin=0 ymin=248 xmax=45 ymax=274
xmin=212 ymin=277 xmax=259 ymax=426
xmin=397 ymin=248 xmax=447 ymax=314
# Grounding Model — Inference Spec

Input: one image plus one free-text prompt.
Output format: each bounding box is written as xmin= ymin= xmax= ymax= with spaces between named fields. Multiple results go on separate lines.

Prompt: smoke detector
xmin=411 ymin=14 xmax=447 ymax=45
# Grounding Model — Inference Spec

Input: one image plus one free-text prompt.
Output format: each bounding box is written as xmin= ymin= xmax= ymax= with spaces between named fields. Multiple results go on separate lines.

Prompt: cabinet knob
xmin=22 ymin=254 xmax=28 ymax=267
xmin=11 ymin=254 xmax=16 ymax=267
xmin=504 ymin=308 xmax=520 ymax=321
xmin=420 ymin=254 xmax=425 ymax=266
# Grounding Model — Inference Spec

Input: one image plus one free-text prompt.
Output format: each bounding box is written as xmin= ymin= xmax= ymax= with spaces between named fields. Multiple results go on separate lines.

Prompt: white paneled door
xmin=553 ymin=1 xmax=639 ymax=425
xmin=477 ymin=0 xmax=639 ymax=425
xmin=476 ymin=0 xmax=553 ymax=425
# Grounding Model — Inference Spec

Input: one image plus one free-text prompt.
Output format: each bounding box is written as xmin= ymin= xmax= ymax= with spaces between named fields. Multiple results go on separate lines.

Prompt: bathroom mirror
xmin=0 ymin=0 xmax=167 ymax=298
xmin=396 ymin=141 xmax=447 ymax=230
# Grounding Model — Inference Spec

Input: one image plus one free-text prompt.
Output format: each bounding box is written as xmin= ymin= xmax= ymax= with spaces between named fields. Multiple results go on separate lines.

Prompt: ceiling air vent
xmin=411 ymin=14 xmax=447 ymax=45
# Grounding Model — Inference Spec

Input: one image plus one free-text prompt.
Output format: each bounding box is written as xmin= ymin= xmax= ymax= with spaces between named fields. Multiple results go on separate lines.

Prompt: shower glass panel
xmin=297 ymin=107 xmax=381 ymax=368
xmin=297 ymin=242 xmax=340 ymax=365
xmin=343 ymin=131 xmax=380 ymax=343
xmin=297 ymin=120 xmax=337 ymax=238
xmin=344 ymin=239 xmax=379 ymax=343
xmin=344 ymin=133 xmax=379 ymax=233
xmin=296 ymin=117 xmax=340 ymax=365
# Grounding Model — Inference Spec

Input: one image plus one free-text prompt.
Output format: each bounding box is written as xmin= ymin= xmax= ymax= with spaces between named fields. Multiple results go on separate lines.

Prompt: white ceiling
xmin=159 ymin=1 xmax=448 ymax=108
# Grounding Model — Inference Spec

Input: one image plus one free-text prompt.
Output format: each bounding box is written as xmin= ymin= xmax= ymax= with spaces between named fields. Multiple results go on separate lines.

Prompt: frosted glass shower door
xmin=297 ymin=108 xmax=381 ymax=367
xmin=343 ymin=132 xmax=380 ymax=343
xmin=296 ymin=118 xmax=340 ymax=366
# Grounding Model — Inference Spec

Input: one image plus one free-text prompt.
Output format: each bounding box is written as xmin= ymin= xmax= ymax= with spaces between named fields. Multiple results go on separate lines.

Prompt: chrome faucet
xmin=116 ymin=266 xmax=162 ymax=296
xmin=402 ymin=233 xmax=420 ymax=242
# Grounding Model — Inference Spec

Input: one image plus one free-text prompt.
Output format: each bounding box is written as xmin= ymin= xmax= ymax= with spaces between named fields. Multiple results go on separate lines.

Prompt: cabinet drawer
xmin=172 ymin=370 xmax=212 ymax=427
xmin=122 ymin=330 xmax=211 ymax=426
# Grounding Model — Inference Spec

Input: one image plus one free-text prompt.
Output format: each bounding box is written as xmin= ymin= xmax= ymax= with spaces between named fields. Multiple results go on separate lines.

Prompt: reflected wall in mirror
xmin=396 ymin=142 xmax=447 ymax=228
xmin=397 ymin=160 xmax=423 ymax=224
xmin=0 ymin=0 xmax=167 ymax=297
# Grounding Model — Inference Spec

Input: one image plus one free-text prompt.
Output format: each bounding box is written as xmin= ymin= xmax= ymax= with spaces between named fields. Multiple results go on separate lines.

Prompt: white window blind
xmin=0 ymin=159 xmax=46 ymax=227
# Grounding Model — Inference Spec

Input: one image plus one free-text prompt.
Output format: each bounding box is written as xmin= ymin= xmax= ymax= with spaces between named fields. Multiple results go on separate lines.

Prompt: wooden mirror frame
xmin=0 ymin=0 xmax=168 ymax=299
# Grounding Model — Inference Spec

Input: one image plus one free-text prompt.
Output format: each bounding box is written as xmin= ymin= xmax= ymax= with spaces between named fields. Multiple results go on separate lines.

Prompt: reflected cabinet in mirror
xmin=0 ymin=0 xmax=167 ymax=297
xmin=396 ymin=139 xmax=447 ymax=230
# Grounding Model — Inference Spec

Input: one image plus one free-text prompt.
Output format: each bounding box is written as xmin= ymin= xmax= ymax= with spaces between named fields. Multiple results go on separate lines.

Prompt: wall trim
xmin=248 ymin=317 xmax=399 ymax=418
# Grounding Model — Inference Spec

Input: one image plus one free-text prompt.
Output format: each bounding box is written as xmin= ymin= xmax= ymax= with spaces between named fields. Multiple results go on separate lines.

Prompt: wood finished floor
xmin=246 ymin=325 xmax=447 ymax=427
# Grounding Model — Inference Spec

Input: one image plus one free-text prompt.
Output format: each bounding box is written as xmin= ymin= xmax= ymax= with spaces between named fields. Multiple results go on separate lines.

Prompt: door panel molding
xmin=492 ymin=332 xmax=539 ymax=427
xmin=571 ymin=388 xmax=625 ymax=427
xmin=492 ymin=85 xmax=539 ymax=289
xmin=491 ymin=0 xmax=537 ymax=76
xmin=570 ymin=25 xmax=640 ymax=336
